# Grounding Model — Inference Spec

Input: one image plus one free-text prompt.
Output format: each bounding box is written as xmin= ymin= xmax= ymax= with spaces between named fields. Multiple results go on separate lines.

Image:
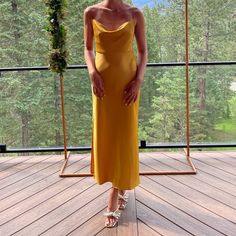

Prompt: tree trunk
xmin=198 ymin=19 xmax=210 ymax=111
xmin=12 ymin=1 xmax=30 ymax=150
xmin=21 ymin=112 xmax=29 ymax=147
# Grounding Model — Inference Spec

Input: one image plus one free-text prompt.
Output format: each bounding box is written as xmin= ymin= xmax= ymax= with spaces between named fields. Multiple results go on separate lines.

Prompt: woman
xmin=84 ymin=0 xmax=147 ymax=228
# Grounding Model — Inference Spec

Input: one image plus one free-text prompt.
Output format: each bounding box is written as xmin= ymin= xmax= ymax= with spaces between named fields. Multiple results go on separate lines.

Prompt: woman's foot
xmin=104 ymin=187 xmax=120 ymax=228
xmin=118 ymin=190 xmax=129 ymax=210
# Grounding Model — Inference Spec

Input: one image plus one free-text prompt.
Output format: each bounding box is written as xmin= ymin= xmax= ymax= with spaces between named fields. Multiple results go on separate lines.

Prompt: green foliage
xmin=0 ymin=0 xmax=235 ymax=149
xmin=215 ymin=94 xmax=236 ymax=133
xmin=148 ymin=68 xmax=187 ymax=142
xmin=215 ymin=119 xmax=236 ymax=132
xmin=45 ymin=0 xmax=68 ymax=73
xmin=48 ymin=49 xmax=67 ymax=73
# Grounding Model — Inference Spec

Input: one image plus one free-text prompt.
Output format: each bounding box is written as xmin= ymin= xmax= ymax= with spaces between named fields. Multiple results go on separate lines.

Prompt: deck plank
xmin=139 ymin=162 xmax=236 ymax=224
xmin=218 ymin=151 xmax=236 ymax=158
xmin=0 ymin=164 xmax=90 ymax=221
xmin=0 ymin=174 xmax=93 ymax=235
xmin=136 ymin=186 xmax=223 ymax=236
xmin=0 ymin=155 xmax=60 ymax=190
xmin=39 ymin=186 xmax=110 ymax=236
xmin=96 ymin=228 xmax=117 ymax=236
xmin=14 ymin=184 xmax=110 ymax=236
xmin=137 ymin=201 xmax=192 ymax=236
xmin=0 ymin=156 xmax=53 ymax=183
xmin=146 ymin=152 xmax=236 ymax=197
xmin=0 ymin=155 xmax=18 ymax=163
xmin=67 ymin=208 xmax=106 ymax=236
xmin=192 ymin=151 xmax=236 ymax=165
xmin=0 ymin=151 xmax=236 ymax=236
xmin=190 ymin=153 xmax=236 ymax=175
xmin=117 ymin=190 xmax=138 ymax=236
xmin=140 ymin=155 xmax=236 ymax=208
xmin=140 ymin=174 xmax=236 ymax=236
xmin=0 ymin=158 xmax=90 ymax=213
xmin=0 ymin=158 xmax=63 ymax=200
xmin=0 ymin=155 xmax=52 ymax=178
xmin=137 ymin=220 xmax=162 ymax=236
xmin=162 ymin=152 xmax=236 ymax=188
xmin=62 ymin=153 xmax=91 ymax=174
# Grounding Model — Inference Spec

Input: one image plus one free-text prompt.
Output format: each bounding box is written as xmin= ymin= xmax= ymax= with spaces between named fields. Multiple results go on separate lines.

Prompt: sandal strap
xmin=104 ymin=210 xmax=121 ymax=219
xmin=118 ymin=193 xmax=129 ymax=202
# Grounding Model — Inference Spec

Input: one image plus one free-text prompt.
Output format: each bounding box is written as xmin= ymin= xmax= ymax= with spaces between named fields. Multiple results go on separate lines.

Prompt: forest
xmin=0 ymin=0 xmax=236 ymax=150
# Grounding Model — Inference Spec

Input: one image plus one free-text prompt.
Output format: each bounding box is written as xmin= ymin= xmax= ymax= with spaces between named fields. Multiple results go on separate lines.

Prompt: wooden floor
xmin=0 ymin=150 xmax=236 ymax=236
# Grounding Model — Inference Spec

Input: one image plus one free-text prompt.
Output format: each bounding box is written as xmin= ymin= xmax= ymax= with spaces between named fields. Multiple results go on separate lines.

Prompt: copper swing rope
xmin=59 ymin=0 xmax=197 ymax=177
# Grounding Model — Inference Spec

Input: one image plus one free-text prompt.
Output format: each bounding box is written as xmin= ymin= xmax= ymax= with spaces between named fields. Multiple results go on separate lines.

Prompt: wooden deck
xmin=0 ymin=150 xmax=236 ymax=236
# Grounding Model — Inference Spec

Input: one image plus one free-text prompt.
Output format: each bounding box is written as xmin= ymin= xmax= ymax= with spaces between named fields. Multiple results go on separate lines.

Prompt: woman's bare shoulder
xmin=84 ymin=3 xmax=103 ymax=16
xmin=131 ymin=6 xmax=143 ymax=18
xmin=122 ymin=4 xmax=143 ymax=20
xmin=128 ymin=6 xmax=144 ymax=24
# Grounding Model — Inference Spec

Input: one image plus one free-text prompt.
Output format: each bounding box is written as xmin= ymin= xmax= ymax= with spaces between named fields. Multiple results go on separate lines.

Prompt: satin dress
xmin=90 ymin=18 xmax=140 ymax=190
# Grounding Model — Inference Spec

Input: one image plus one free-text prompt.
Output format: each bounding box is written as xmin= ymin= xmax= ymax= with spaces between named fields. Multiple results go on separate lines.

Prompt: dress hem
xmin=92 ymin=175 xmax=140 ymax=190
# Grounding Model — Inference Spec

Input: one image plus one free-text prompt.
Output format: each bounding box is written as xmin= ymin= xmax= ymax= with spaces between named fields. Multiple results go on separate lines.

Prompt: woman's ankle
xmin=107 ymin=187 xmax=119 ymax=211
xmin=118 ymin=189 xmax=126 ymax=196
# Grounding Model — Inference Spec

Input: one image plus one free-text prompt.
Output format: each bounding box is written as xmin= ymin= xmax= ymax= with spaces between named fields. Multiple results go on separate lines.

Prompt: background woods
xmin=0 ymin=0 xmax=235 ymax=150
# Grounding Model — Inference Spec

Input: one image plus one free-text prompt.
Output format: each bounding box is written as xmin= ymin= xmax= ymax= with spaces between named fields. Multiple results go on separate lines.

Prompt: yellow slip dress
xmin=91 ymin=18 xmax=140 ymax=190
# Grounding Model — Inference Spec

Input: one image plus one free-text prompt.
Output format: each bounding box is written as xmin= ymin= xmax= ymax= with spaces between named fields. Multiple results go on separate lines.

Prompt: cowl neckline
xmin=92 ymin=19 xmax=134 ymax=32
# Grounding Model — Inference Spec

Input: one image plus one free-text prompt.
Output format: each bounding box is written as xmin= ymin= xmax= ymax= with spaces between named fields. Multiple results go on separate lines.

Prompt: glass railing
xmin=0 ymin=62 xmax=235 ymax=152
xmin=143 ymin=64 xmax=236 ymax=145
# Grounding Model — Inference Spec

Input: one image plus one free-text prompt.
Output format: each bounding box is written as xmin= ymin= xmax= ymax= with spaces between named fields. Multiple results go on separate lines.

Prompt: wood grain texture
xmin=117 ymin=190 xmax=138 ymax=236
xmin=0 ymin=151 xmax=235 ymax=236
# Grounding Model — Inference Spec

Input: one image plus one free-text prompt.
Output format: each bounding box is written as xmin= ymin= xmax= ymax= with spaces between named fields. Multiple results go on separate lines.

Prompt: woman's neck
xmin=102 ymin=0 xmax=124 ymax=9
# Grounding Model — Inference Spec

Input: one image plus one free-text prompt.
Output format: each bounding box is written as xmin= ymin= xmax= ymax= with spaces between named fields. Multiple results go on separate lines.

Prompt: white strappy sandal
xmin=118 ymin=192 xmax=129 ymax=210
xmin=104 ymin=209 xmax=121 ymax=228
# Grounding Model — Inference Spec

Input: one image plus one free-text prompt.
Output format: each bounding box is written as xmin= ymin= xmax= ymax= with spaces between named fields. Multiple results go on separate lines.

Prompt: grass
xmin=213 ymin=116 xmax=236 ymax=142
xmin=215 ymin=118 xmax=236 ymax=133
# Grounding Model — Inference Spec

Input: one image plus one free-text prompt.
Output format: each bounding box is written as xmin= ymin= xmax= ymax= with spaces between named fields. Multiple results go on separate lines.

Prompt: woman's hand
xmin=123 ymin=78 xmax=142 ymax=105
xmin=90 ymin=71 xmax=105 ymax=99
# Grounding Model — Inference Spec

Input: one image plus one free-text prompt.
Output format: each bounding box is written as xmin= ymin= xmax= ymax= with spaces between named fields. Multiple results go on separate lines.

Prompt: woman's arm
xmin=123 ymin=8 xmax=148 ymax=105
xmin=134 ymin=8 xmax=148 ymax=84
xmin=84 ymin=7 xmax=96 ymax=76
xmin=84 ymin=7 xmax=105 ymax=99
